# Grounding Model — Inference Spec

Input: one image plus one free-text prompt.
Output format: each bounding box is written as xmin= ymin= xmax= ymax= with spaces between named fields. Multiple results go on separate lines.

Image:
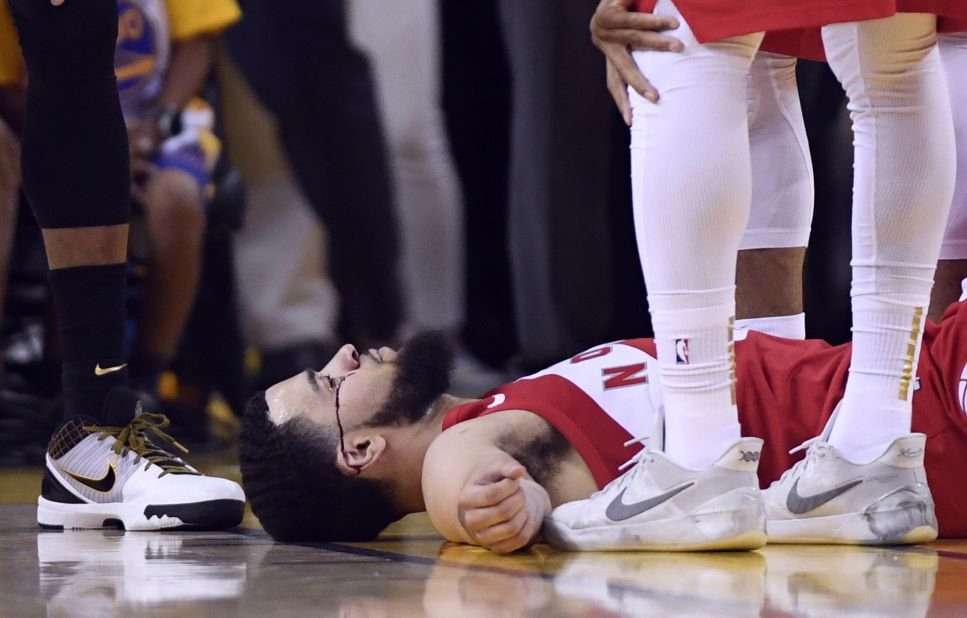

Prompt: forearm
xmin=158 ymin=36 xmax=216 ymax=110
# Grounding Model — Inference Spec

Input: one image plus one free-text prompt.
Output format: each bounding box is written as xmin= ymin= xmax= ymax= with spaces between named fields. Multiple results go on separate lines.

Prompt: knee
xmin=145 ymin=171 xmax=207 ymax=239
xmin=10 ymin=0 xmax=118 ymax=83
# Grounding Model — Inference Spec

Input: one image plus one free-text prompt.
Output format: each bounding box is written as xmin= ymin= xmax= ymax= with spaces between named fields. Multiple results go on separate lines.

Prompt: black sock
xmin=48 ymin=263 xmax=129 ymax=421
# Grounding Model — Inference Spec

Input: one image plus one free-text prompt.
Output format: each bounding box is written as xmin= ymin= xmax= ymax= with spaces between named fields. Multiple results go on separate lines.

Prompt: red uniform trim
xmin=443 ymin=376 xmax=639 ymax=488
xmin=634 ymin=1 xmax=967 ymax=59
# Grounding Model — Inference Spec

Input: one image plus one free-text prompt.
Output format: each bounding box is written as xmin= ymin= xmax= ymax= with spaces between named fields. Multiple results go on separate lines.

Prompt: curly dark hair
xmin=238 ymin=394 xmax=403 ymax=542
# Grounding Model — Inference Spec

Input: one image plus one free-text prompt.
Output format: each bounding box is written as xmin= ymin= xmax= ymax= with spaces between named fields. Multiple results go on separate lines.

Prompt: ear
xmin=335 ymin=434 xmax=388 ymax=475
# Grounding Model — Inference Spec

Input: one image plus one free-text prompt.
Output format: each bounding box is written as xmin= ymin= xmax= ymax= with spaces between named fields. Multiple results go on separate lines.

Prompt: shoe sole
xmin=545 ymin=489 xmax=767 ymax=552
xmin=37 ymin=497 xmax=245 ymax=531
xmin=768 ymin=516 xmax=938 ymax=546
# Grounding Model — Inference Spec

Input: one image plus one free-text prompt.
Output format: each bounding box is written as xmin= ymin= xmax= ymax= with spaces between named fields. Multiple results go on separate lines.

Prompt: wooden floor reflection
xmin=3 ymin=462 xmax=967 ymax=617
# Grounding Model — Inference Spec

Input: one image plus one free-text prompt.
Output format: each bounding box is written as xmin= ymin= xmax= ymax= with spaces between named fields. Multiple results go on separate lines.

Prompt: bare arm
xmin=129 ymin=36 xmax=216 ymax=162
xmin=423 ymin=428 xmax=552 ymax=554
xmin=158 ymin=36 xmax=217 ymax=110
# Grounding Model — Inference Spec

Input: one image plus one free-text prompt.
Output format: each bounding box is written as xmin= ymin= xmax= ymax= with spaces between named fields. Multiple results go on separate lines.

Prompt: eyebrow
xmin=304 ymin=369 xmax=319 ymax=393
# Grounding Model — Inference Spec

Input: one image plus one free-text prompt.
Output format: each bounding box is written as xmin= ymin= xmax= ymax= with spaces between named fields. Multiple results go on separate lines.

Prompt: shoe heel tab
xmin=884 ymin=434 xmax=927 ymax=468
xmin=717 ymin=438 xmax=764 ymax=472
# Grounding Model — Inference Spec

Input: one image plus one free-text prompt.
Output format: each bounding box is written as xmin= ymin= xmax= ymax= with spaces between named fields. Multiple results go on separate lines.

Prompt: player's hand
xmin=50 ymin=0 xmax=65 ymax=5
xmin=128 ymin=119 xmax=161 ymax=161
xmin=457 ymin=460 xmax=551 ymax=554
xmin=590 ymin=0 xmax=683 ymax=121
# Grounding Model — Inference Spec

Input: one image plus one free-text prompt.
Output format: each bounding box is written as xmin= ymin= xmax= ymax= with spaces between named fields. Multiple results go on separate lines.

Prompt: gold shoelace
xmin=84 ymin=412 xmax=196 ymax=477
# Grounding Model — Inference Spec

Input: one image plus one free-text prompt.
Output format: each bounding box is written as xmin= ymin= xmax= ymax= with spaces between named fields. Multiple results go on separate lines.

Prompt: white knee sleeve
xmin=742 ymin=51 xmax=814 ymax=251
xmin=630 ymin=0 xmax=763 ymax=296
xmin=823 ymin=14 xmax=956 ymax=305
xmin=940 ymin=32 xmax=967 ymax=260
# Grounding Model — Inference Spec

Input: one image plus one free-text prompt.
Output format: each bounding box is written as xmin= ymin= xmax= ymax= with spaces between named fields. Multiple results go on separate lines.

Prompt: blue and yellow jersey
xmin=0 ymin=0 xmax=240 ymax=103
xmin=116 ymin=0 xmax=241 ymax=114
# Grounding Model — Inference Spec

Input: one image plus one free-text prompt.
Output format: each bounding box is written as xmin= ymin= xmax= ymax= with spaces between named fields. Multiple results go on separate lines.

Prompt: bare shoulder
xmin=424 ymin=410 xmax=537 ymax=469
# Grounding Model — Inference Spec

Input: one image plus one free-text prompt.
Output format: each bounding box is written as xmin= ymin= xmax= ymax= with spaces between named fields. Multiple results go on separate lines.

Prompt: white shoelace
xmin=771 ymin=436 xmax=831 ymax=486
xmin=588 ymin=436 xmax=652 ymax=500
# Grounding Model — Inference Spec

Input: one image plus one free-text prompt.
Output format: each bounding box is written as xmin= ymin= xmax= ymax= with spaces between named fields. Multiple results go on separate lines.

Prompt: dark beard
xmin=368 ymin=331 xmax=454 ymax=426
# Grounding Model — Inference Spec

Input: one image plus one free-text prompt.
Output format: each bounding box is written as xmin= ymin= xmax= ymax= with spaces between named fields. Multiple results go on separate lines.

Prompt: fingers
xmin=50 ymin=0 xmax=65 ymax=5
xmin=471 ymin=459 xmax=526 ymax=487
xmin=596 ymin=28 xmax=683 ymax=52
xmin=593 ymin=10 xmax=679 ymax=35
xmin=606 ymin=61 xmax=632 ymax=126
xmin=487 ymin=511 xmax=542 ymax=555
xmin=604 ymin=42 xmax=660 ymax=102
xmin=462 ymin=485 xmax=525 ymax=531
xmin=473 ymin=505 xmax=528 ymax=549
xmin=460 ymin=476 xmax=520 ymax=510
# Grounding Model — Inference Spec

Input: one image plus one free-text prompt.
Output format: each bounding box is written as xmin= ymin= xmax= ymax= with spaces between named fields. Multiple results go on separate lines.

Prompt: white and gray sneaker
xmin=37 ymin=387 xmax=245 ymax=531
xmin=543 ymin=426 xmax=766 ymax=552
xmin=764 ymin=408 xmax=937 ymax=545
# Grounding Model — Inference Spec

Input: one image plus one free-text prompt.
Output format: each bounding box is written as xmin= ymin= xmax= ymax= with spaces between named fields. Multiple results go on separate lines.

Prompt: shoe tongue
xmin=102 ymin=386 xmax=144 ymax=426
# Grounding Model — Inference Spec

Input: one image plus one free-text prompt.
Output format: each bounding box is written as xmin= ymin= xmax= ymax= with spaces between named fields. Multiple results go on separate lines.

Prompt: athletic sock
xmin=828 ymin=294 xmax=926 ymax=463
xmin=651 ymin=290 xmax=740 ymax=471
xmin=48 ymin=263 xmax=129 ymax=422
xmin=734 ymin=313 xmax=806 ymax=340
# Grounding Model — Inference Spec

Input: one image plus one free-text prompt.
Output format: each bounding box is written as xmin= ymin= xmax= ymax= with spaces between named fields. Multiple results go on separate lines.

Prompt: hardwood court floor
xmin=2 ymin=457 xmax=967 ymax=617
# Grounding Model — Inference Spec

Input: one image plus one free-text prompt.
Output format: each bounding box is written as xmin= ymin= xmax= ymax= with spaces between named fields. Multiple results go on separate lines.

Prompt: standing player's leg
xmin=10 ymin=0 xmax=244 ymax=530
xmin=736 ymin=51 xmax=813 ymax=339
xmin=629 ymin=0 xmax=762 ymax=472
xmin=932 ymin=32 xmax=967 ymax=320
xmin=765 ymin=13 xmax=954 ymax=544
xmin=11 ymin=0 xmax=131 ymax=420
xmin=544 ymin=0 xmax=768 ymax=552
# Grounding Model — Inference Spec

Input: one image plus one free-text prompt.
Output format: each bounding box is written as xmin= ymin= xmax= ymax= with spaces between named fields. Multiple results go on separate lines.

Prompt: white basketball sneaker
xmin=764 ymin=407 xmax=937 ymax=545
xmin=543 ymin=421 xmax=766 ymax=552
xmin=37 ymin=387 xmax=245 ymax=531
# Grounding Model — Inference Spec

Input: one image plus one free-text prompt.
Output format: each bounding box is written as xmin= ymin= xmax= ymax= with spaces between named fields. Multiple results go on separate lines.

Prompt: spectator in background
xmin=349 ymin=0 xmax=464 ymax=343
xmin=0 ymin=0 xmax=241 ymax=400
xmin=227 ymin=0 xmax=404 ymax=351
xmin=498 ymin=0 xmax=644 ymax=373
xmin=116 ymin=0 xmax=241 ymax=395
xmin=218 ymin=50 xmax=340 ymax=390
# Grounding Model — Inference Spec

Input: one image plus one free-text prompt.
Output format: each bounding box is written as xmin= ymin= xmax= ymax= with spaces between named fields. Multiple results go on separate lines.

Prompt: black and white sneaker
xmin=37 ymin=387 xmax=245 ymax=531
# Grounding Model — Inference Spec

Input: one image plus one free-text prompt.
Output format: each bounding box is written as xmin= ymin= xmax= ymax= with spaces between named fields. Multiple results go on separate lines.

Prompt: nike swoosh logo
xmin=486 ymin=394 xmax=506 ymax=409
xmin=605 ymin=481 xmax=695 ymax=522
xmin=61 ymin=464 xmax=117 ymax=493
xmin=94 ymin=363 xmax=128 ymax=377
xmin=786 ymin=478 xmax=863 ymax=515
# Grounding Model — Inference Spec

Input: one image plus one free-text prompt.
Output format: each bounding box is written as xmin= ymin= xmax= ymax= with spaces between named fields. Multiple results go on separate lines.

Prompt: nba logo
xmin=675 ymin=339 xmax=690 ymax=365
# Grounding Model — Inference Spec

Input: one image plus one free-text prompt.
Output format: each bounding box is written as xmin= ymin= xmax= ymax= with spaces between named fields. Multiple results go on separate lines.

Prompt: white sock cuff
xmin=734 ymin=313 xmax=806 ymax=339
xmin=650 ymin=301 xmax=736 ymax=335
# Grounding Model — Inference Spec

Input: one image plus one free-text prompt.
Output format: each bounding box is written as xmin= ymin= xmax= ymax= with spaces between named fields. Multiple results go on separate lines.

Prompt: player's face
xmin=265 ymin=344 xmax=400 ymax=430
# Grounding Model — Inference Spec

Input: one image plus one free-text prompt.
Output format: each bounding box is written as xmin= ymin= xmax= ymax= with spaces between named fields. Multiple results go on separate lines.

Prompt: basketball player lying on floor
xmin=239 ymin=281 xmax=967 ymax=554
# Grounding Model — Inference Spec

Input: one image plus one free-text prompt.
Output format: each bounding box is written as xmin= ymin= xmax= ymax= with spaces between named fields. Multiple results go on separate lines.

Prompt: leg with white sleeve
xmin=544 ymin=0 xmax=766 ymax=552
xmin=932 ymin=32 xmax=967 ymax=321
xmin=736 ymin=51 xmax=814 ymax=340
xmin=765 ymin=13 xmax=954 ymax=544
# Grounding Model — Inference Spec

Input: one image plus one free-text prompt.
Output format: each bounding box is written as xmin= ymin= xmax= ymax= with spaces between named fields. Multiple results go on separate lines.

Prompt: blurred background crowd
xmin=0 ymin=0 xmax=859 ymax=461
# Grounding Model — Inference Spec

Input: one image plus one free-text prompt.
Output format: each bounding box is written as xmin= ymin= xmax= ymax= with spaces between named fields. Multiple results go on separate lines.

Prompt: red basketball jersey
xmin=633 ymin=0 xmax=967 ymax=58
xmin=443 ymin=300 xmax=967 ymax=537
